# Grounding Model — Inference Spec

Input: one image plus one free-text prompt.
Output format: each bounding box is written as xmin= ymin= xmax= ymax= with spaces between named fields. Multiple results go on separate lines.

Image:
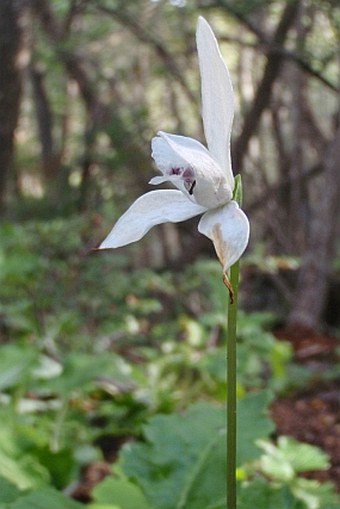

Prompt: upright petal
xmin=99 ymin=190 xmax=207 ymax=249
xmin=151 ymin=131 xmax=232 ymax=209
xmin=196 ymin=17 xmax=235 ymax=189
xmin=198 ymin=201 xmax=249 ymax=271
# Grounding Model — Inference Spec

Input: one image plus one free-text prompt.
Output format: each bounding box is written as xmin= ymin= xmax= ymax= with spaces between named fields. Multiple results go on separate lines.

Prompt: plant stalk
xmin=226 ymin=260 xmax=240 ymax=509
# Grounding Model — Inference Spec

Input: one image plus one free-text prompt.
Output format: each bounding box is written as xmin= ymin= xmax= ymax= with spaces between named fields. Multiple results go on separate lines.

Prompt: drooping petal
xmin=151 ymin=131 xmax=232 ymax=209
xmin=198 ymin=201 xmax=249 ymax=271
xmin=99 ymin=190 xmax=207 ymax=249
xmin=196 ymin=17 xmax=235 ymax=190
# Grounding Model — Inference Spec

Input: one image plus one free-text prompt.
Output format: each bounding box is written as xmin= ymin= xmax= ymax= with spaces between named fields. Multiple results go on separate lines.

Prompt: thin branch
xmin=246 ymin=161 xmax=322 ymax=215
xmin=61 ymin=0 xmax=87 ymax=38
xmin=219 ymin=35 xmax=338 ymax=92
xmin=272 ymin=47 xmax=338 ymax=92
xmin=94 ymin=4 xmax=197 ymax=107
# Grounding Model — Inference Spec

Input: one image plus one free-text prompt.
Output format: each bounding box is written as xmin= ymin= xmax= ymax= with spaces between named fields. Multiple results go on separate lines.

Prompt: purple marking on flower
xmin=182 ymin=167 xmax=194 ymax=182
xmin=170 ymin=167 xmax=182 ymax=175
xmin=169 ymin=166 xmax=194 ymax=184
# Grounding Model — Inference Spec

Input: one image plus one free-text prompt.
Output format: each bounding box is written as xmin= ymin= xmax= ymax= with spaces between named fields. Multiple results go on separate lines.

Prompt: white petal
xmin=152 ymin=132 xmax=211 ymax=173
xmin=151 ymin=131 xmax=232 ymax=209
xmin=196 ymin=17 xmax=234 ymax=189
xmin=149 ymin=174 xmax=188 ymax=195
xmin=99 ymin=190 xmax=207 ymax=249
xmin=198 ymin=201 xmax=249 ymax=270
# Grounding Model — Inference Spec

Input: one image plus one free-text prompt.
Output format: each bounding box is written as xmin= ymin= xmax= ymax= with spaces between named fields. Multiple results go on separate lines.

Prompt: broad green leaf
xmin=88 ymin=505 xmax=120 ymax=509
xmin=237 ymin=390 xmax=275 ymax=465
xmin=292 ymin=478 xmax=340 ymax=509
xmin=34 ymin=447 xmax=75 ymax=490
xmin=259 ymin=436 xmax=330 ymax=482
xmin=0 ymin=477 xmax=21 ymax=503
xmin=0 ymin=411 xmax=50 ymax=490
xmin=238 ymin=479 xmax=306 ymax=509
xmin=119 ymin=393 xmax=274 ymax=509
xmin=0 ymin=344 xmax=39 ymax=391
xmin=0 ymin=449 xmax=50 ymax=491
xmin=92 ymin=475 xmax=151 ymax=509
xmin=10 ymin=488 xmax=84 ymax=509
xmin=276 ymin=436 xmax=329 ymax=472
xmin=43 ymin=352 xmax=133 ymax=396
xmin=120 ymin=401 xmax=226 ymax=509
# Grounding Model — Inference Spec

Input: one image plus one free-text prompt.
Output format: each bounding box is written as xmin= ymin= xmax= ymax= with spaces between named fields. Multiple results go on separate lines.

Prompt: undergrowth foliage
xmin=0 ymin=217 xmax=339 ymax=508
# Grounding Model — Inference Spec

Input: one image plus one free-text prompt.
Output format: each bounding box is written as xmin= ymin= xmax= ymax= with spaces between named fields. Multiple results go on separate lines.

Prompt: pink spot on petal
xmin=170 ymin=167 xmax=181 ymax=175
xmin=182 ymin=168 xmax=194 ymax=182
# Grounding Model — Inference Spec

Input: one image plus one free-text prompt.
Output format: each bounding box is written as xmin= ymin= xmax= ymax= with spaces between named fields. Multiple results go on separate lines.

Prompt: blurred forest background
xmin=1 ymin=0 xmax=339 ymax=329
xmin=0 ymin=0 xmax=340 ymax=508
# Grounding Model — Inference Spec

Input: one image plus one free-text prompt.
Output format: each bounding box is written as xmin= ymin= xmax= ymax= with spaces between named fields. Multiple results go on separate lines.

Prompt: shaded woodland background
xmin=1 ymin=1 xmax=340 ymax=506
xmin=1 ymin=0 xmax=339 ymax=331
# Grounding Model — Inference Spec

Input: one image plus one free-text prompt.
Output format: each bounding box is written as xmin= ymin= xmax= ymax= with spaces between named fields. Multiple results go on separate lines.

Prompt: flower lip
xmin=169 ymin=166 xmax=194 ymax=181
xmin=169 ymin=166 xmax=196 ymax=193
xmin=151 ymin=131 xmax=232 ymax=209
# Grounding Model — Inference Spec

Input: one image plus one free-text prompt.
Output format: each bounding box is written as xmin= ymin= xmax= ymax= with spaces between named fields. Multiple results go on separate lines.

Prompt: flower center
xmin=170 ymin=166 xmax=196 ymax=195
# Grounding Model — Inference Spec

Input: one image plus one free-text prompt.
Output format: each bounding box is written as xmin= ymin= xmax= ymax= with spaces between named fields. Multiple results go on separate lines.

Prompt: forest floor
xmin=272 ymin=326 xmax=340 ymax=492
xmin=71 ymin=326 xmax=340 ymax=502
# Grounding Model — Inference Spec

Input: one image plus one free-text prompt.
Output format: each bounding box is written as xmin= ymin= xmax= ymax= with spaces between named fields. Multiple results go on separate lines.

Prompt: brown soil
xmin=272 ymin=326 xmax=340 ymax=492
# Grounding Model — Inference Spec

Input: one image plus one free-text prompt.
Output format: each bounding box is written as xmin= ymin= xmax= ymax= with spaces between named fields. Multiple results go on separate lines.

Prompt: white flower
xmin=99 ymin=16 xmax=249 ymax=274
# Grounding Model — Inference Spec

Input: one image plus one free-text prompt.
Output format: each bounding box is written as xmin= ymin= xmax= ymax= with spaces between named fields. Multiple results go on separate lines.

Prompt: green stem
xmin=50 ymin=398 xmax=68 ymax=452
xmin=227 ymin=260 xmax=240 ymax=509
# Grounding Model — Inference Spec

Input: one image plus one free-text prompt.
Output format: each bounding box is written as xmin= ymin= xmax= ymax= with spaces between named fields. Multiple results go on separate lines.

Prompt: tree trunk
xmin=288 ymin=3 xmax=309 ymax=255
xmin=0 ymin=0 xmax=28 ymax=213
xmin=288 ymin=122 xmax=340 ymax=329
xmin=30 ymin=64 xmax=59 ymax=183
xmin=32 ymin=0 xmax=152 ymax=193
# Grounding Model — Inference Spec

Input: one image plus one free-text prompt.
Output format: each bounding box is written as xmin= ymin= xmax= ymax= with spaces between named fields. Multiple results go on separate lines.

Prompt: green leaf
xmin=88 ymin=505 xmax=121 ymax=509
xmin=0 ymin=344 xmax=39 ymax=391
xmin=120 ymin=401 xmax=226 ymax=509
xmin=0 ymin=410 xmax=50 ymax=490
xmin=118 ymin=393 xmax=274 ymax=509
xmin=237 ymin=390 xmax=275 ymax=465
xmin=292 ymin=478 xmax=340 ymax=509
xmin=9 ymin=488 xmax=84 ymax=509
xmin=0 ymin=448 xmax=50 ymax=491
xmin=238 ymin=479 xmax=306 ymax=509
xmin=259 ymin=436 xmax=330 ymax=482
xmin=277 ymin=436 xmax=329 ymax=472
xmin=0 ymin=477 xmax=21 ymax=503
xmin=34 ymin=447 xmax=75 ymax=489
xmin=44 ymin=352 xmax=133 ymax=396
xmin=91 ymin=475 xmax=151 ymax=509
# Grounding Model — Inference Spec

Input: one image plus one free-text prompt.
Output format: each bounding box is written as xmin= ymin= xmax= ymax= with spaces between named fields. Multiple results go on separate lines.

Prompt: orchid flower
xmin=99 ymin=16 xmax=249 ymax=281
